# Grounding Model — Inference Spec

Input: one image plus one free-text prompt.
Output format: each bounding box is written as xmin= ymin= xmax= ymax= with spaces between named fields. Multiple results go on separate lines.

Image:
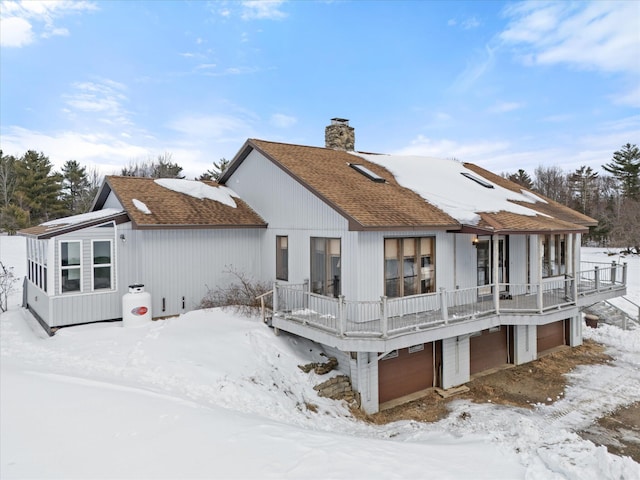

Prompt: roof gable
xmin=224 ymin=139 xmax=460 ymax=231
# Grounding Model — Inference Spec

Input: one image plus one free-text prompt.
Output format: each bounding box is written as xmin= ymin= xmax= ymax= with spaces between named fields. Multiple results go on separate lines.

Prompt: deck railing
xmin=273 ymin=262 xmax=627 ymax=339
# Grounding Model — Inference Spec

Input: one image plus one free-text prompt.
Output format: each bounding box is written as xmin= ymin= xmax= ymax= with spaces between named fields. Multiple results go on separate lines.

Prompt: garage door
xmin=537 ymin=320 xmax=565 ymax=353
xmin=378 ymin=343 xmax=433 ymax=404
xmin=470 ymin=327 xmax=508 ymax=375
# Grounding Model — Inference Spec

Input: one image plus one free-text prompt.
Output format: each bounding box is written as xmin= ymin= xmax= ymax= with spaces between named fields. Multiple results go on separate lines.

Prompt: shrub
xmin=199 ymin=267 xmax=272 ymax=317
xmin=0 ymin=261 xmax=16 ymax=313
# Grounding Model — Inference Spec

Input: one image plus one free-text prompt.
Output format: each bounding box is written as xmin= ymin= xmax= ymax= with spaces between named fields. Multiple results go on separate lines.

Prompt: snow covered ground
xmin=1 ymin=235 xmax=639 ymax=479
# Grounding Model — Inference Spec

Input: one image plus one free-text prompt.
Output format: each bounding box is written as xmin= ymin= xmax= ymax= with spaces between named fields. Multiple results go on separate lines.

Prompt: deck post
xmin=303 ymin=278 xmax=309 ymax=309
xmin=622 ymin=263 xmax=628 ymax=286
xmin=440 ymin=287 xmax=449 ymax=324
xmin=594 ymin=266 xmax=600 ymax=292
xmin=380 ymin=296 xmax=388 ymax=338
xmin=611 ymin=262 xmax=617 ymax=285
xmin=537 ymin=281 xmax=543 ymax=313
xmin=272 ymin=282 xmax=279 ymax=312
xmin=338 ymin=295 xmax=346 ymax=337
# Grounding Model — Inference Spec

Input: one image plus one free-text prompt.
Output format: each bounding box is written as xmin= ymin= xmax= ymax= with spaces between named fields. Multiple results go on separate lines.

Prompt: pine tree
xmin=198 ymin=158 xmax=229 ymax=181
xmin=506 ymin=169 xmax=533 ymax=189
xmin=568 ymin=166 xmax=598 ymax=215
xmin=61 ymin=160 xmax=90 ymax=215
xmin=14 ymin=150 xmax=63 ymax=225
xmin=603 ymin=143 xmax=640 ymax=200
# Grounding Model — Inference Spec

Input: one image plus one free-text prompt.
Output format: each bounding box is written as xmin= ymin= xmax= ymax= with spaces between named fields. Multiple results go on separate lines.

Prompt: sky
xmin=1 ymin=0 xmax=639 ymax=180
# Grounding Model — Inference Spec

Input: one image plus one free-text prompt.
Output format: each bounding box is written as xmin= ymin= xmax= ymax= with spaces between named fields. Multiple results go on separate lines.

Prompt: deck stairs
xmin=582 ymin=298 xmax=639 ymax=331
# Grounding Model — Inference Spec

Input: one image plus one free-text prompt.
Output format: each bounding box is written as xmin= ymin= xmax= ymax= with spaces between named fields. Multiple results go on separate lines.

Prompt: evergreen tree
xmin=14 ymin=150 xmax=63 ymax=225
xmin=568 ymin=166 xmax=598 ymax=215
xmin=198 ymin=158 xmax=229 ymax=181
xmin=78 ymin=167 xmax=103 ymax=212
xmin=61 ymin=160 xmax=90 ymax=215
xmin=506 ymin=169 xmax=533 ymax=189
xmin=603 ymin=143 xmax=640 ymax=200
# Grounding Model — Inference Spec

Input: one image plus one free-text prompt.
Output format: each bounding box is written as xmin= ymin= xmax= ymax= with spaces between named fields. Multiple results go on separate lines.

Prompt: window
xmin=276 ymin=236 xmax=288 ymax=281
xmin=408 ymin=344 xmax=424 ymax=354
xmin=310 ymin=237 xmax=341 ymax=297
xmin=384 ymin=237 xmax=435 ymax=298
xmin=61 ymin=241 xmax=81 ymax=293
xmin=92 ymin=240 xmax=112 ymax=290
xmin=27 ymin=238 xmax=48 ymax=292
xmin=542 ymin=234 xmax=566 ymax=277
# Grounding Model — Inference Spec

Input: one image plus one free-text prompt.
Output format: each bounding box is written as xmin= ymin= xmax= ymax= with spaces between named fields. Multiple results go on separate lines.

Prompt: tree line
xmin=0 ymin=144 xmax=637 ymax=250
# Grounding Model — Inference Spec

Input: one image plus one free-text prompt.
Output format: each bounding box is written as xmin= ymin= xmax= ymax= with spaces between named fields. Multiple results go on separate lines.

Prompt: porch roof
xmin=18 ymin=209 xmax=130 ymax=239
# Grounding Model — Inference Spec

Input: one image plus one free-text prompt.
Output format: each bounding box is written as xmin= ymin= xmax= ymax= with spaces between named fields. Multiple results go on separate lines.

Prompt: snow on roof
xmin=41 ymin=208 xmax=125 ymax=227
xmin=132 ymin=198 xmax=152 ymax=215
xmin=356 ymin=153 xmax=548 ymax=225
xmin=154 ymin=179 xmax=239 ymax=208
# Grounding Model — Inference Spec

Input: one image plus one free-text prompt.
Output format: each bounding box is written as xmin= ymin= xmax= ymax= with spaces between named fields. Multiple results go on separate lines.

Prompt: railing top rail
xmin=255 ymin=289 xmax=273 ymax=300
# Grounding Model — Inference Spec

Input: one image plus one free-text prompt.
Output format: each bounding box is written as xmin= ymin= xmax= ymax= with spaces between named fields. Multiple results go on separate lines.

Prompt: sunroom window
xmin=61 ymin=241 xmax=81 ymax=293
xmin=384 ymin=237 xmax=435 ymax=298
xmin=92 ymin=240 xmax=112 ymax=290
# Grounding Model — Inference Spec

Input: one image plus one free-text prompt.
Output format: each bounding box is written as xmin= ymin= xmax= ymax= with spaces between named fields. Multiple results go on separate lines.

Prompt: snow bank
xmin=40 ymin=208 xmax=124 ymax=227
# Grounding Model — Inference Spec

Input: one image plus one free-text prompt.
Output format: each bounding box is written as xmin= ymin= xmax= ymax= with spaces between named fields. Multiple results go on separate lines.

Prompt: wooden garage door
xmin=537 ymin=320 xmax=565 ymax=353
xmin=470 ymin=327 xmax=508 ymax=375
xmin=378 ymin=343 xmax=433 ymax=404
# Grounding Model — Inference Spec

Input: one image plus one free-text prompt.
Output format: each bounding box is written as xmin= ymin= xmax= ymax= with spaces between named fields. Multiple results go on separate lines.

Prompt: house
xmin=20 ymin=119 xmax=628 ymax=413
xmin=20 ymin=176 xmax=266 ymax=334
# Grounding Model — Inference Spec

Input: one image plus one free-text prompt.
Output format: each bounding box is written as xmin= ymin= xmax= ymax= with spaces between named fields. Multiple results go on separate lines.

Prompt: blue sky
xmin=1 ymin=0 xmax=639 ymax=180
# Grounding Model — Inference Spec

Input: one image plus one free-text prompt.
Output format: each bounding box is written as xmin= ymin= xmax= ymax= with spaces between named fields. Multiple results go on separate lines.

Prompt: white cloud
xmin=394 ymin=135 xmax=510 ymax=161
xmin=461 ymin=16 xmax=480 ymax=29
xmin=63 ymin=79 xmax=131 ymax=123
xmin=487 ymin=102 xmax=525 ymax=114
xmin=451 ymin=44 xmax=497 ymax=92
xmin=167 ymin=114 xmax=251 ymax=140
xmin=0 ymin=16 xmax=33 ymax=46
xmin=270 ymin=113 xmax=297 ymax=128
xmin=0 ymin=0 xmax=97 ymax=47
xmin=610 ymin=84 xmax=640 ymax=108
xmin=241 ymin=1 xmax=287 ymax=20
xmin=500 ymin=1 xmax=640 ymax=75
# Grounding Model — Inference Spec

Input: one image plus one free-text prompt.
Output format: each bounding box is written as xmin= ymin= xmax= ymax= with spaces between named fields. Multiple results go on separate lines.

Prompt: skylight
xmin=461 ymin=172 xmax=494 ymax=189
xmin=349 ymin=163 xmax=385 ymax=183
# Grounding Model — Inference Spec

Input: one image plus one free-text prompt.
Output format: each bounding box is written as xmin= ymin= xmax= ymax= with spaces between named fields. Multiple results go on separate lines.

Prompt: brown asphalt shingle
xmin=105 ymin=176 xmax=266 ymax=228
xmin=248 ymin=139 xmax=460 ymax=230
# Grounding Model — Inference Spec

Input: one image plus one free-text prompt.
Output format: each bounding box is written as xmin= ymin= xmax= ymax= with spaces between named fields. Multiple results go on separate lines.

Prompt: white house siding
xmin=321 ymin=345 xmax=352 ymax=376
xmin=441 ymin=335 xmax=470 ymax=389
xmin=227 ymin=149 xmax=362 ymax=296
xmin=103 ymin=191 xmax=123 ymax=210
xmin=513 ymin=325 xmax=537 ymax=365
xmin=117 ymin=226 xmax=263 ymax=319
xmin=454 ymin=234 xmax=477 ymax=289
xmin=508 ymin=235 xmax=528 ymax=285
xmin=25 ymin=281 xmax=49 ymax=327
xmin=568 ymin=315 xmax=583 ymax=347
xmin=354 ymin=351 xmax=379 ymax=414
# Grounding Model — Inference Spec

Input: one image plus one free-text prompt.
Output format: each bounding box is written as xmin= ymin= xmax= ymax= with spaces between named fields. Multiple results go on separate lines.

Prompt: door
xmin=470 ymin=327 xmax=509 ymax=375
xmin=477 ymin=236 xmax=508 ymax=296
xmin=537 ymin=320 xmax=565 ymax=353
xmin=378 ymin=343 xmax=434 ymax=404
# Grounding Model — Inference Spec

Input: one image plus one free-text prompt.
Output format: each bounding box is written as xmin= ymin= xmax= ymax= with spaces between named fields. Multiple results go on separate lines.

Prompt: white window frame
xmin=408 ymin=344 xmax=425 ymax=354
xmin=60 ymin=240 xmax=82 ymax=294
xmin=91 ymin=239 xmax=114 ymax=291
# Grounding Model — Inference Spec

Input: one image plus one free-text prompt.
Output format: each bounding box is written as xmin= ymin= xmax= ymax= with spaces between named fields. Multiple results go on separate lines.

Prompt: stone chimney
xmin=325 ymin=118 xmax=355 ymax=151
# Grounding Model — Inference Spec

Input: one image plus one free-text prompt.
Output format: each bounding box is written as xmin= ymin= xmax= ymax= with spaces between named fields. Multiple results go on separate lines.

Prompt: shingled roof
xmin=225 ymin=139 xmax=460 ymax=231
xmin=223 ymin=139 xmax=596 ymax=234
xmin=94 ymin=176 xmax=267 ymax=229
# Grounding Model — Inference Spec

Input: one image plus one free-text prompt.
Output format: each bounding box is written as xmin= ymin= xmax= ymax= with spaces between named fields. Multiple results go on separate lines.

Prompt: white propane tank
xmin=122 ymin=284 xmax=152 ymax=327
